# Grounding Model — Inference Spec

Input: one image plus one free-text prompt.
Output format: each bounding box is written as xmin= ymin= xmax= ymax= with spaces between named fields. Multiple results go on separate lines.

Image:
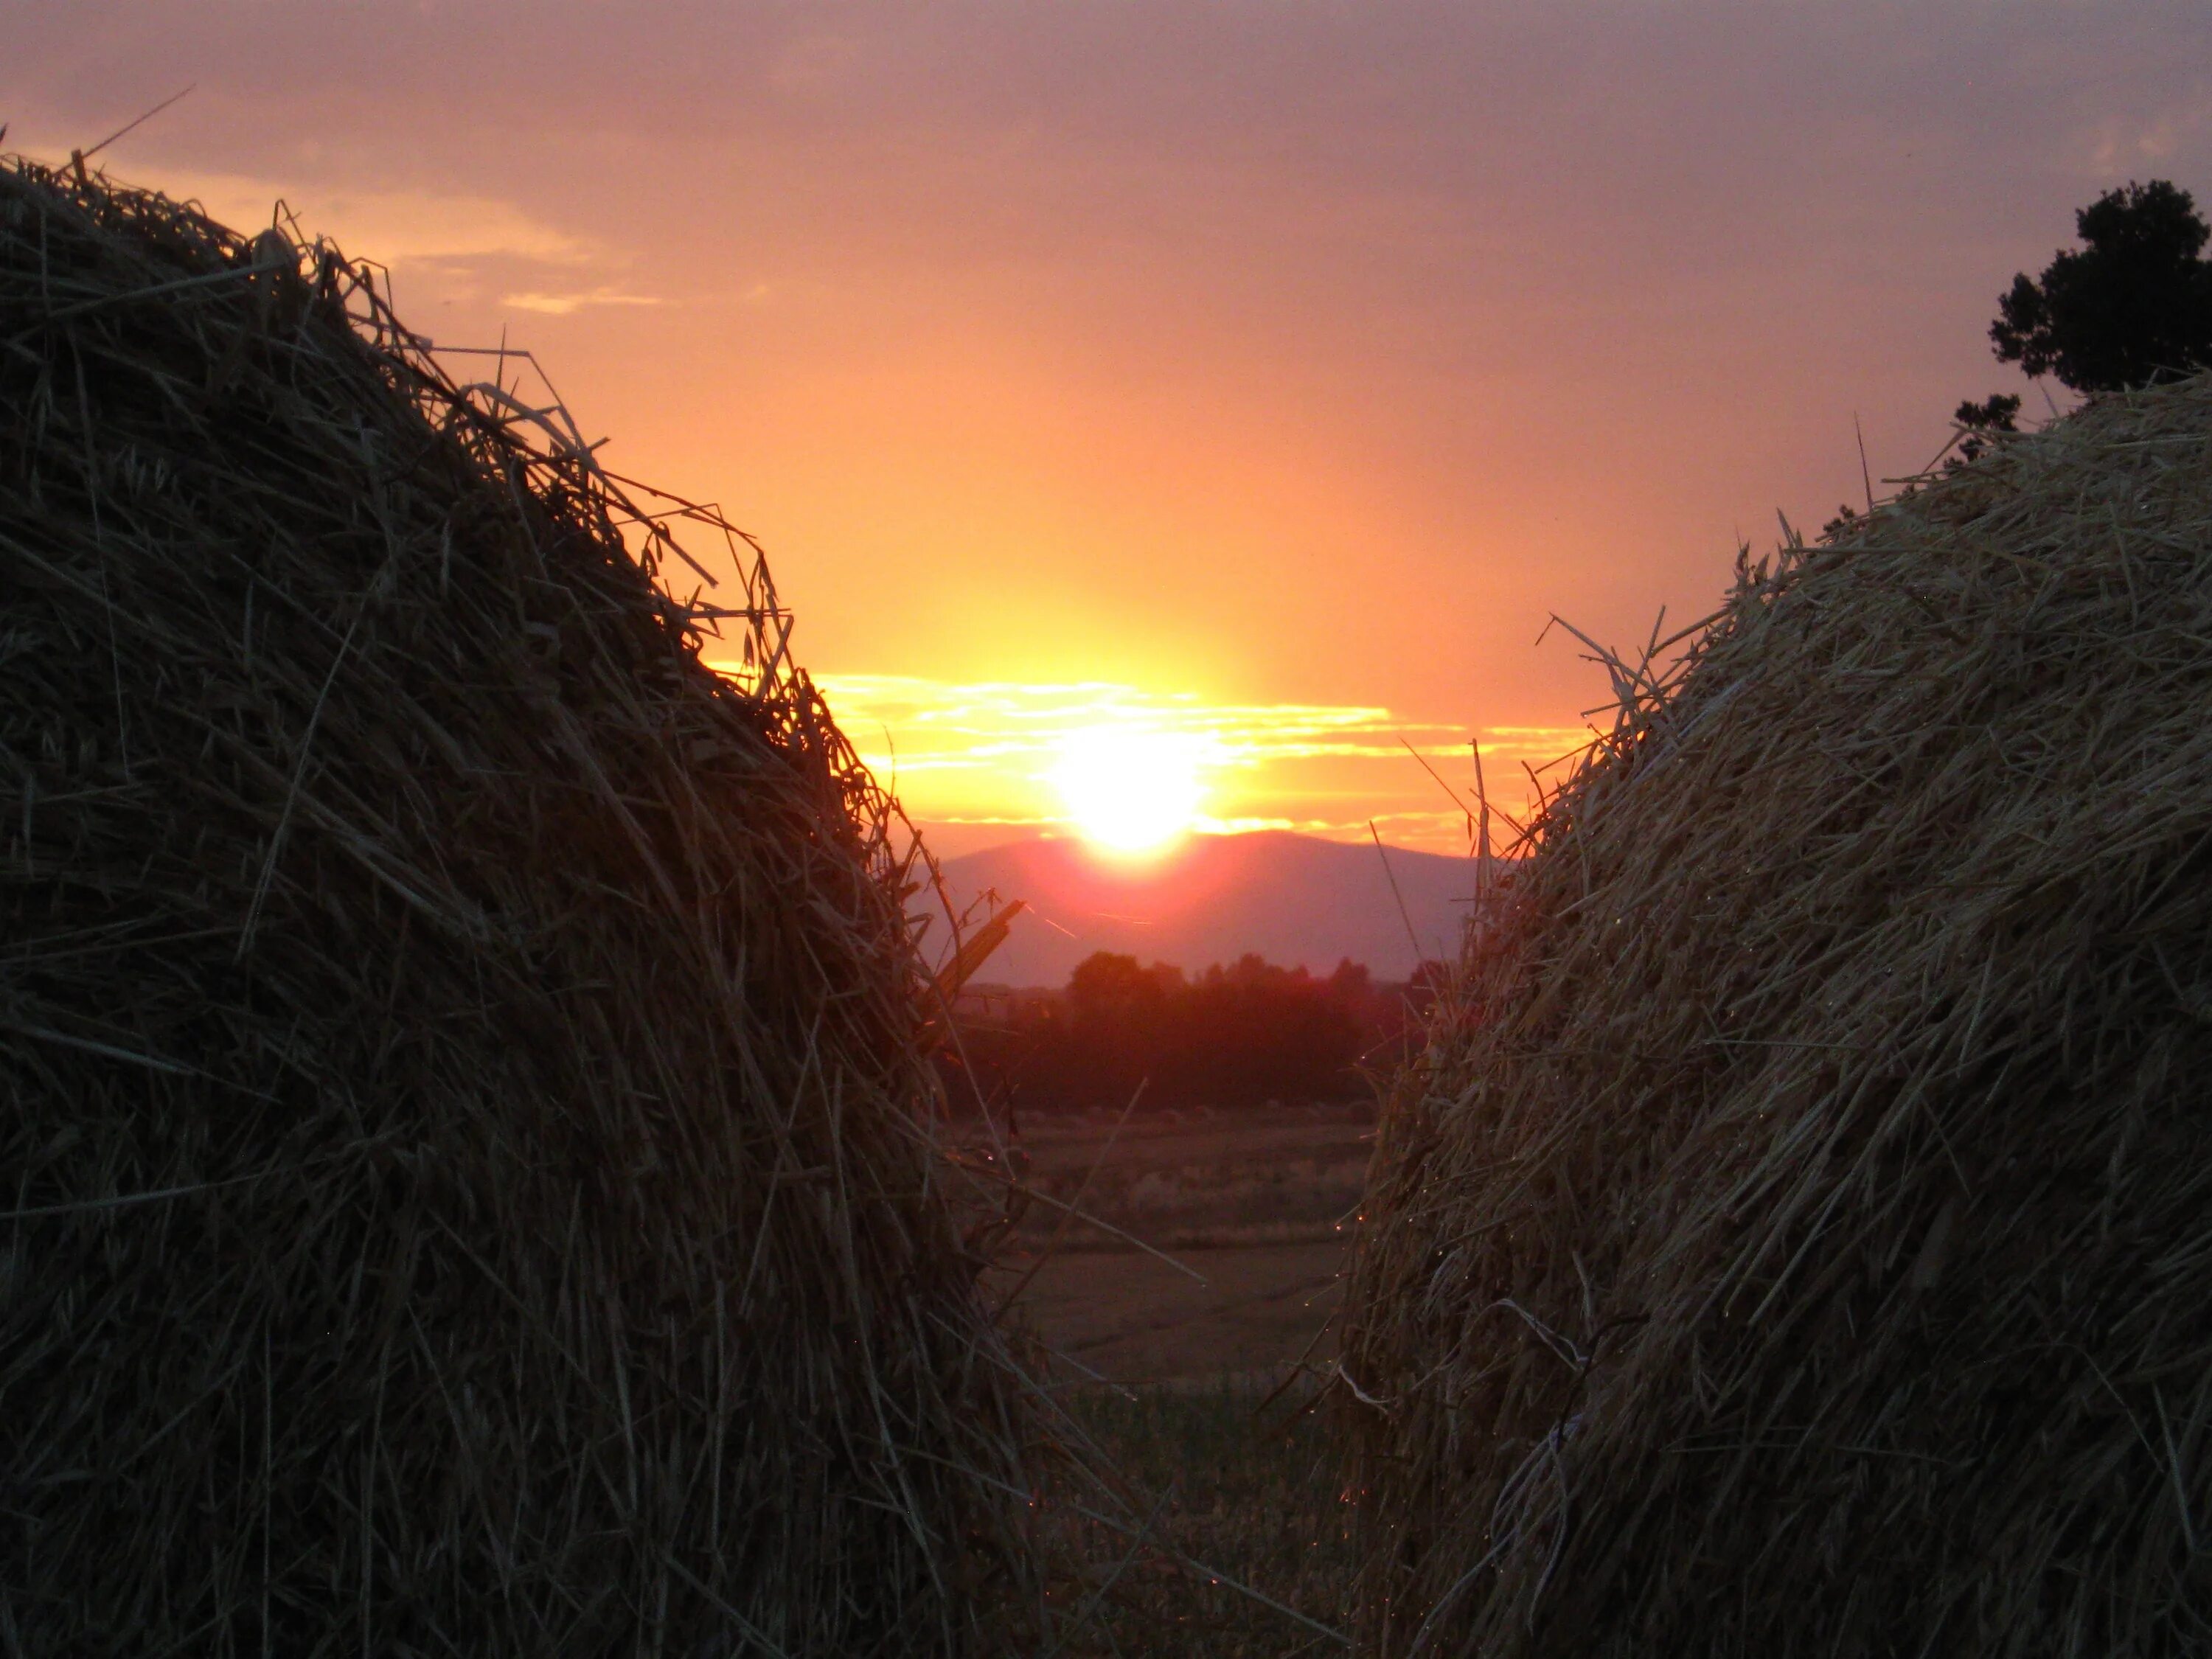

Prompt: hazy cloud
xmin=797 ymin=672 xmax=1586 ymax=847
xmin=501 ymin=286 xmax=666 ymax=315
xmin=128 ymin=168 xmax=597 ymax=266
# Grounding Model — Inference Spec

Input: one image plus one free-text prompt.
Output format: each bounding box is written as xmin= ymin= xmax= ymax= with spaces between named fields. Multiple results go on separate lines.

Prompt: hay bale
xmin=0 ymin=156 xmax=1041 ymax=1655
xmin=1344 ymin=376 xmax=2212 ymax=1657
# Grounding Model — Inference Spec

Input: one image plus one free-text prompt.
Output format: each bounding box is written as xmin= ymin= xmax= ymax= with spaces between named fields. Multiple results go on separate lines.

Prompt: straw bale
xmin=0 ymin=156 xmax=1043 ymax=1655
xmin=1343 ymin=375 xmax=2212 ymax=1657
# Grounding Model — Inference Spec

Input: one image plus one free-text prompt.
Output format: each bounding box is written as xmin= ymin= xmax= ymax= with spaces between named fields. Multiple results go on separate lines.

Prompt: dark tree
xmin=967 ymin=949 xmax=1391 ymax=1110
xmin=1067 ymin=950 xmax=1169 ymax=1016
xmin=1949 ymin=392 xmax=2021 ymax=469
xmin=1991 ymin=180 xmax=2212 ymax=392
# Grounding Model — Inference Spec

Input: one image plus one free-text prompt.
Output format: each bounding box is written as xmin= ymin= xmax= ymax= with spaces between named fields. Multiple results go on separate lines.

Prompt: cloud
xmin=82 ymin=161 xmax=669 ymax=319
xmin=773 ymin=672 xmax=1590 ymax=849
xmin=807 ymin=673 xmax=1585 ymax=765
xmin=131 ymin=167 xmax=598 ymax=267
xmin=501 ymin=286 xmax=667 ymax=315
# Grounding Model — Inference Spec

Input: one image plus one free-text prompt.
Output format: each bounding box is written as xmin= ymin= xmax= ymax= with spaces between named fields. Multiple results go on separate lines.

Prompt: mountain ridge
xmin=930 ymin=829 xmax=1479 ymax=987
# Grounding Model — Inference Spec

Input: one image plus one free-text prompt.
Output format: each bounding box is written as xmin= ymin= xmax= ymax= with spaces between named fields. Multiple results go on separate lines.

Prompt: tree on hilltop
xmin=1831 ymin=182 xmax=2211 ymax=541
xmin=1949 ymin=392 xmax=2021 ymax=470
xmin=1991 ymin=180 xmax=2212 ymax=394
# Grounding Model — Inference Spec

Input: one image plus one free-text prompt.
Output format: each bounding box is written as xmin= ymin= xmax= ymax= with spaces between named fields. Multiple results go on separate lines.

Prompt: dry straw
xmin=0 ymin=154 xmax=1047 ymax=1655
xmin=1344 ymin=375 xmax=2212 ymax=1656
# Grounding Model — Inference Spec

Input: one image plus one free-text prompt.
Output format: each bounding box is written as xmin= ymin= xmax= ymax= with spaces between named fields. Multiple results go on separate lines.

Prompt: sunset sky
xmin=13 ymin=3 xmax=2210 ymax=852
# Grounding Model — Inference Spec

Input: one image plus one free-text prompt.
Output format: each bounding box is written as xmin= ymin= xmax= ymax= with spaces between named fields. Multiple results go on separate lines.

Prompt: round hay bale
xmin=1344 ymin=375 xmax=2212 ymax=1657
xmin=0 ymin=157 xmax=1041 ymax=1655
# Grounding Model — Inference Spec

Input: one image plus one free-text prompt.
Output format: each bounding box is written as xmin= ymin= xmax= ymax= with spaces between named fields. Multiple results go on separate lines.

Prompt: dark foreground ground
xmin=981 ymin=1102 xmax=1368 ymax=1654
xmin=1056 ymin=1377 xmax=1356 ymax=1657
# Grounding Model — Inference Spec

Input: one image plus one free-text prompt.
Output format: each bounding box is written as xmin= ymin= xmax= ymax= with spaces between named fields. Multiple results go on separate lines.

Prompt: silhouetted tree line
xmin=947 ymin=950 xmax=1447 ymax=1113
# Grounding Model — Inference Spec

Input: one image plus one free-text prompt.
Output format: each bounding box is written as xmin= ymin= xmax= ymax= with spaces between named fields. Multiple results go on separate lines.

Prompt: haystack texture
xmin=1344 ymin=375 xmax=2212 ymax=1657
xmin=0 ymin=158 xmax=1040 ymax=1655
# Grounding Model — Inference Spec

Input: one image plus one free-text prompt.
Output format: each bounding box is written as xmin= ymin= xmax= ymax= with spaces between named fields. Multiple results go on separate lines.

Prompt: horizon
xmin=911 ymin=815 xmax=1489 ymax=861
xmin=928 ymin=821 xmax=1484 ymax=983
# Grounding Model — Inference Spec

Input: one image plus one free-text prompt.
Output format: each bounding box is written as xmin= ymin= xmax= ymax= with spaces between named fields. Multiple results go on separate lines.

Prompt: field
xmin=979 ymin=1102 xmax=1370 ymax=1652
xmin=1053 ymin=1377 xmax=1357 ymax=1657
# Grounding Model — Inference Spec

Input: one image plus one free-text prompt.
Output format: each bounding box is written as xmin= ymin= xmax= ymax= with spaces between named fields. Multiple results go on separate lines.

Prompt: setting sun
xmin=1051 ymin=728 xmax=1206 ymax=853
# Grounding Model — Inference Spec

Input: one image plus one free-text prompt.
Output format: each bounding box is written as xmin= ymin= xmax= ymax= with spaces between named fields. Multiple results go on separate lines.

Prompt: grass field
xmin=985 ymin=1103 xmax=1369 ymax=1652
xmin=1006 ymin=1099 xmax=1372 ymax=1255
xmin=1054 ymin=1377 xmax=1357 ymax=1657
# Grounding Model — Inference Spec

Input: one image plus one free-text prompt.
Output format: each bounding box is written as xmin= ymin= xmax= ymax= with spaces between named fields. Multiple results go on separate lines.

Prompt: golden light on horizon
xmin=756 ymin=670 xmax=1592 ymax=853
xmin=1051 ymin=727 xmax=1208 ymax=854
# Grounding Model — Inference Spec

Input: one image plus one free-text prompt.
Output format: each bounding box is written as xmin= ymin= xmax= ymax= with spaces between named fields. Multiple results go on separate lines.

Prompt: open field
xmin=992 ymin=1242 xmax=1346 ymax=1382
xmin=982 ymin=1100 xmax=1370 ymax=1379
xmin=1054 ymin=1377 xmax=1357 ymax=1658
xmin=981 ymin=1105 xmax=1367 ymax=1653
xmin=1006 ymin=1099 xmax=1373 ymax=1251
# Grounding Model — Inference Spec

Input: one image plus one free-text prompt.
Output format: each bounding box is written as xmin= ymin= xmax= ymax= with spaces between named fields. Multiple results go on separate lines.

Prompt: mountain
xmin=929 ymin=830 xmax=1478 ymax=987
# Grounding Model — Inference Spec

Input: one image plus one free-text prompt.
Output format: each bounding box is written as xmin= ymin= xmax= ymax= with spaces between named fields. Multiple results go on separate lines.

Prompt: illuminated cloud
xmin=95 ymin=164 xmax=666 ymax=321
xmin=774 ymin=672 xmax=1590 ymax=852
xmin=502 ymin=287 xmax=667 ymax=315
xmin=144 ymin=168 xmax=598 ymax=266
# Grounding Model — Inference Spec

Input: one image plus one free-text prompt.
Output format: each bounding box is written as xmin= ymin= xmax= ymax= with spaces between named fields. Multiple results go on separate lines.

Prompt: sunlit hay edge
xmin=1342 ymin=373 xmax=2212 ymax=1657
xmin=0 ymin=153 xmax=1054 ymax=1656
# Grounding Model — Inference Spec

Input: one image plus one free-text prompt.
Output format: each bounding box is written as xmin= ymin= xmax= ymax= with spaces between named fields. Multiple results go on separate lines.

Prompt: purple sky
xmin=10 ymin=2 xmax=2208 ymax=843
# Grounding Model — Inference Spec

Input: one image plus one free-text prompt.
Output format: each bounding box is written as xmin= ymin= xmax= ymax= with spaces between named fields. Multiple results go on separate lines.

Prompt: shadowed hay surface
xmin=0 ymin=157 xmax=1044 ymax=1655
xmin=1343 ymin=375 xmax=2212 ymax=1657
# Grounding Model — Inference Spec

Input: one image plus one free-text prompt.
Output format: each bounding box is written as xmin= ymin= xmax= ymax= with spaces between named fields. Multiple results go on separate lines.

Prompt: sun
xmin=1051 ymin=728 xmax=1206 ymax=854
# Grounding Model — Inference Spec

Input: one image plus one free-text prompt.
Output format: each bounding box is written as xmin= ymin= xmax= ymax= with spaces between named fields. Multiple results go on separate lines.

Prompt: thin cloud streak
xmin=80 ymin=163 xmax=669 ymax=319
xmin=795 ymin=671 xmax=1587 ymax=849
xmin=503 ymin=288 xmax=667 ymax=315
xmin=143 ymin=167 xmax=600 ymax=266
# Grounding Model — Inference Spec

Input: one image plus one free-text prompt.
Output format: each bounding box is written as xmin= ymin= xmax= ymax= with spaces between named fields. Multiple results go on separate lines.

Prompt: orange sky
xmin=12 ymin=4 xmax=2210 ymax=850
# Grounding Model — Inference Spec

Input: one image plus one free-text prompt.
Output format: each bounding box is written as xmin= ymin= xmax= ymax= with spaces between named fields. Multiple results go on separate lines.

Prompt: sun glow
xmin=778 ymin=672 xmax=1593 ymax=855
xmin=1051 ymin=728 xmax=1208 ymax=853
